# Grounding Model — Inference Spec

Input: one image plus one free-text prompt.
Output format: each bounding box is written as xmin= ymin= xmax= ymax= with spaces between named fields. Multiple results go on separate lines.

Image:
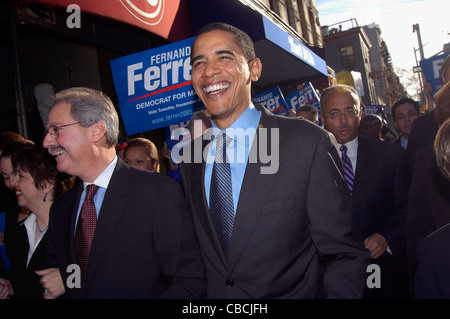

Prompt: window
xmin=340 ymin=45 xmax=355 ymax=69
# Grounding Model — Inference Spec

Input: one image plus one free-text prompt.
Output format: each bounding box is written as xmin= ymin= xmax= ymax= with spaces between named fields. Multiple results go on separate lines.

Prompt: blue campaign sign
xmin=252 ymin=86 xmax=290 ymax=116
xmin=163 ymin=120 xmax=190 ymax=151
xmin=285 ymin=82 xmax=322 ymax=126
xmin=110 ymin=37 xmax=203 ymax=135
xmin=420 ymin=52 xmax=450 ymax=96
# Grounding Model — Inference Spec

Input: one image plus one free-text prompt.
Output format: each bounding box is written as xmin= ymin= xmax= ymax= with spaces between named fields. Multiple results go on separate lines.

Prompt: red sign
xmin=28 ymin=0 xmax=181 ymax=40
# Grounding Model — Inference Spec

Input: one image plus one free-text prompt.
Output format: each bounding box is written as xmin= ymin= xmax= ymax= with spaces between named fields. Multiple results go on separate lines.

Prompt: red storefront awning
xmin=27 ymin=0 xmax=184 ymax=40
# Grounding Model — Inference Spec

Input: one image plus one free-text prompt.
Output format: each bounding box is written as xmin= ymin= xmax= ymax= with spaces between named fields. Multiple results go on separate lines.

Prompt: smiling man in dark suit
xmin=179 ymin=22 xmax=369 ymax=299
xmin=320 ymin=84 xmax=410 ymax=299
xmin=38 ymin=87 xmax=205 ymax=299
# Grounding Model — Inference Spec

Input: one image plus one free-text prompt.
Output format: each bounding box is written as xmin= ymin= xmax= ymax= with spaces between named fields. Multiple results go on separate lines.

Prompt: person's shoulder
xmin=360 ymin=134 xmax=403 ymax=152
xmin=275 ymin=114 xmax=325 ymax=136
xmin=413 ymin=110 xmax=436 ymax=127
xmin=420 ymin=222 xmax=450 ymax=249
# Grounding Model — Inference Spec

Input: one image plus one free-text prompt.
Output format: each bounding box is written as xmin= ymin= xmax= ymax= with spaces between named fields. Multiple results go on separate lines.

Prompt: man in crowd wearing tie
xmin=38 ymin=87 xmax=205 ymax=298
xmin=320 ymin=84 xmax=410 ymax=298
xmin=179 ymin=22 xmax=370 ymax=299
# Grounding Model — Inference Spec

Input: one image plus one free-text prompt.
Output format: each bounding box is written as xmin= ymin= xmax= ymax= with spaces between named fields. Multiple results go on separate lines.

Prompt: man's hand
xmin=364 ymin=233 xmax=388 ymax=259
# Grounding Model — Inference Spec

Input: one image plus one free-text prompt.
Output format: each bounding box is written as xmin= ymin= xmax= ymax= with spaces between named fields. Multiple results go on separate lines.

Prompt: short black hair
xmin=195 ymin=22 xmax=256 ymax=62
xmin=391 ymin=98 xmax=420 ymax=121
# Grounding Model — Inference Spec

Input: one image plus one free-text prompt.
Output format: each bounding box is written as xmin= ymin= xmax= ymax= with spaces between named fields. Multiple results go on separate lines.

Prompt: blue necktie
xmin=209 ymin=133 xmax=234 ymax=259
xmin=340 ymin=145 xmax=354 ymax=195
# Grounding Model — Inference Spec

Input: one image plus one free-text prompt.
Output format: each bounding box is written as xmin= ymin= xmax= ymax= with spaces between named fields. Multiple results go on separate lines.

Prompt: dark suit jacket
xmin=406 ymin=147 xmax=450 ymax=278
xmin=8 ymin=220 xmax=47 ymax=299
xmin=406 ymin=110 xmax=438 ymax=171
xmin=46 ymin=158 xmax=206 ymax=299
xmin=414 ymin=223 xmax=450 ymax=298
xmin=352 ymin=135 xmax=409 ymax=255
xmin=351 ymin=135 xmax=410 ymax=298
xmin=180 ymin=105 xmax=370 ymax=299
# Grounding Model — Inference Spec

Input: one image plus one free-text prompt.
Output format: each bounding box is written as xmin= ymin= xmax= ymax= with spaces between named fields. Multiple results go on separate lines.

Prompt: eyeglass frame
xmin=44 ymin=122 xmax=81 ymax=138
xmin=323 ymin=107 xmax=360 ymax=120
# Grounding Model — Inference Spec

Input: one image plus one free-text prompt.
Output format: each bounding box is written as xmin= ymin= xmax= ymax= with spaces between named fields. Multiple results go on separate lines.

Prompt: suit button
xmin=226 ymin=280 xmax=234 ymax=287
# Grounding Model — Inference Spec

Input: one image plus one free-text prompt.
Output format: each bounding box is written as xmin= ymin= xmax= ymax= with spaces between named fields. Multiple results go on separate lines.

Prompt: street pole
xmin=412 ymin=23 xmax=426 ymax=107
xmin=413 ymin=24 xmax=425 ymax=60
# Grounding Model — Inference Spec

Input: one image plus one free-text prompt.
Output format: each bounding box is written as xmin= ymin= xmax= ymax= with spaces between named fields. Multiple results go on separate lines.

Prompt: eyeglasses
xmin=323 ymin=108 xmax=359 ymax=120
xmin=44 ymin=122 xmax=81 ymax=138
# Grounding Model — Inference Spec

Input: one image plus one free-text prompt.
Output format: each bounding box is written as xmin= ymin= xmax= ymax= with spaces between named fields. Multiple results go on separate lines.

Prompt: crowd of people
xmin=0 ymin=22 xmax=449 ymax=299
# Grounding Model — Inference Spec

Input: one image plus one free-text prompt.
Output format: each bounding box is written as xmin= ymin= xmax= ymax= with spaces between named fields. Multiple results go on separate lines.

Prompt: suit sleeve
xmin=414 ymin=239 xmax=441 ymax=298
xmin=307 ymin=132 xmax=370 ymax=298
xmin=381 ymin=147 xmax=409 ymax=255
xmin=152 ymin=178 xmax=206 ymax=299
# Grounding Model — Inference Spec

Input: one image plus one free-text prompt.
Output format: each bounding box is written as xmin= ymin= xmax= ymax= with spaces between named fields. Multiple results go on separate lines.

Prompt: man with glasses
xmin=39 ymin=87 xmax=205 ymax=299
xmin=320 ymin=84 xmax=410 ymax=298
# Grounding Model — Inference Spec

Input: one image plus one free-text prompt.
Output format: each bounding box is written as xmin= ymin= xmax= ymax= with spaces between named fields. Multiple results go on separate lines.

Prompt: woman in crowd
xmin=0 ymin=144 xmax=74 ymax=298
xmin=123 ymin=137 xmax=160 ymax=172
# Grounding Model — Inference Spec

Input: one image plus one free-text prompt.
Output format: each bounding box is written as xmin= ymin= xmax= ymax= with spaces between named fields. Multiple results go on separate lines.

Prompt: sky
xmin=315 ymin=0 xmax=449 ymax=73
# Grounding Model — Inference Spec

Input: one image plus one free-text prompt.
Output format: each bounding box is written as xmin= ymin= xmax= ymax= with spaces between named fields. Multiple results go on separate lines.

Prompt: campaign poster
xmin=365 ymin=105 xmax=382 ymax=115
xmin=420 ymin=52 xmax=450 ymax=96
xmin=110 ymin=37 xmax=203 ymax=135
xmin=285 ymin=82 xmax=322 ymax=126
xmin=252 ymin=86 xmax=290 ymax=116
xmin=163 ymin=120 xmax=190 ymax=151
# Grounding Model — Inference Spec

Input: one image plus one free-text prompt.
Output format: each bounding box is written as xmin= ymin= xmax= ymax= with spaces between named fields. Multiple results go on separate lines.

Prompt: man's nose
xmin=42 ymin=131 xmax=55 ymax=149
xmin=203 ymin=60 xmax=220 ymax=78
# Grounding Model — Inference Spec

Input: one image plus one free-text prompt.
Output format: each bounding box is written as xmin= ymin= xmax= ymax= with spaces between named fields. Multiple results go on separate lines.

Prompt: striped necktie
xmin=209 ymin=133 xmax=234 ymax=260
xmin=340 ymin=145 xmax=354 ymax=195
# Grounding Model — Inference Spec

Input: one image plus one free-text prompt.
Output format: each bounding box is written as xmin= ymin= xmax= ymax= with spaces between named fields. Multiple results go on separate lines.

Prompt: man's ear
xmin=249 ymin=58 xmax=262 ymax=82
xmin=91 ymin=121 xmax=107 ymax=143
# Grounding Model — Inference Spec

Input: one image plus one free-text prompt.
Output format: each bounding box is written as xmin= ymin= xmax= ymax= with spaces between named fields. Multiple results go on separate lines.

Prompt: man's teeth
xmin=205 ymin=83 xmax=230 ymax=94
xmin=54 ymin=150 xmax=64 ymax=156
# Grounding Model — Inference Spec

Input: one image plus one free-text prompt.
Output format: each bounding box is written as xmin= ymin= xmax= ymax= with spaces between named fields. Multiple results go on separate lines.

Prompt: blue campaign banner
xmin=0 ymin=212 xmax=9 ymax=272
xmin=365 ymin=105 xmax=382 ymax=115
xmin=285 ymin=82 xmax=322 ymax=126
xmin=262 ymin=16 xmax=327 ymax=76
xmin=110 ymin=37 xmax=203 ymax=135
xmin=163 ymin=121 xmax=190 ymax=151
xmin=420 ymin=52 xmax=450 ymax=96
xmin=252 ymin=86 xmax=290 ymax=116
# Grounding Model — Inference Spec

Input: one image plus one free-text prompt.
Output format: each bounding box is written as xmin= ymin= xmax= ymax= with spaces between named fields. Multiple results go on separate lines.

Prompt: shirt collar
xmin=211 ymin=102 xmax=261 ymax=146
xmin=338 ymin=136 xmax=359 ymax=156
xmin=83 ymin=155 xmax=118 ymax=190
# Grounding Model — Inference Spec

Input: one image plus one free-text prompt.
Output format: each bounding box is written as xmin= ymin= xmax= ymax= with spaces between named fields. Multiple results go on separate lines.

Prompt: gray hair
xmin=53 ymin=87 xmax=119 ymax=147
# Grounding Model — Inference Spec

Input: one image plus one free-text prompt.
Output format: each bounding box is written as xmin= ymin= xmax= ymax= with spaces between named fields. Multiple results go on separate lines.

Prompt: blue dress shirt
xmin=204 ymin=103 xmax=261 ymax=214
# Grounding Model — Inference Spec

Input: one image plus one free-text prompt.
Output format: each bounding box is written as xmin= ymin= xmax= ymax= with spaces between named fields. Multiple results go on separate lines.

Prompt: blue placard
xmin=285 ymin=82 xmax=322 ymax=126
xmin=0 ymin=212 xmax=9 ymax=272
xmin=420 ymin=52 xmax=450 ymax=96
xmin=252 ymin=86 xmax=290 ymax=116
xmin=110 ymin=37 xmax=204 ymax=135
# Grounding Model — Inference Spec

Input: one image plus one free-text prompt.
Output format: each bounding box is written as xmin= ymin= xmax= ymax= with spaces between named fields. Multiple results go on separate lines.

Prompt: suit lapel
xmin=353 ymin=136 xmax=372 ymax=204
xmin=227 ymin=106 xmax=280 ymax=273
xmin=86 ymin=159 xmax=128 ymax=285
xmin=187 ymin=138 xmax=229 ymax=272
xmin=69 ymin=182 xmax=84 ymax=261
